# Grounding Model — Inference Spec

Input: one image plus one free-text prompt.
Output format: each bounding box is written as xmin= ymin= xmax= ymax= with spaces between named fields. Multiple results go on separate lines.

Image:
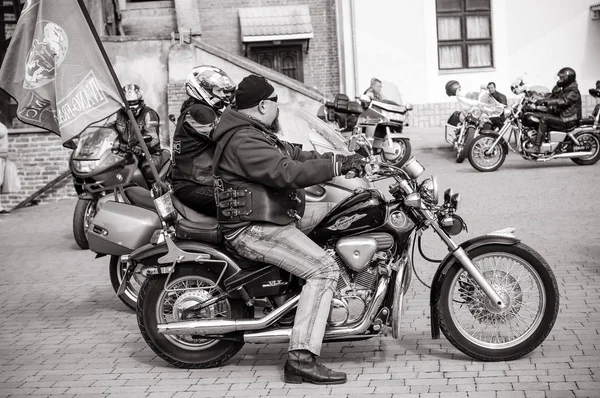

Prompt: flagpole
xmin=75 ymin=0 xmax=161 ymax=184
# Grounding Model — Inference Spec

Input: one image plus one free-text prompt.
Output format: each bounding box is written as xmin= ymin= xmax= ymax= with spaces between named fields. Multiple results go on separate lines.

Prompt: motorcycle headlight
xmin=470 ymin=107 xmax=482 ymax=119
xmin=72 ymin=160 xmax=98 ymax=173
xmin=419 ymin=175 xmax=438 ymax=205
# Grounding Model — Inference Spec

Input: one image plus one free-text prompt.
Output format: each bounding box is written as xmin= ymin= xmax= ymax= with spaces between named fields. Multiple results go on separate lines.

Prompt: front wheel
xmin=468 ymin=134 xmax=506 ymax=172
xmin=73 ymin=198 xmax=96 ymax=249
xmin=109 ymin=255 xmax=145 ymax=311
xmin=383 ymin=139 xmax=412 ymax=167
xmin=571 ymin=131 xmax=600 ymax=165
xmin=137 ymin=265 xmax=248 ymax=368
xmin=436 ymin=242 xmax=559 ymax=361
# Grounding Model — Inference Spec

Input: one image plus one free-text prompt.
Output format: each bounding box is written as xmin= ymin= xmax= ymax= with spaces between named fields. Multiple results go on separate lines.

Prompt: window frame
xmin=436 ymin=0 xmax=493 ymax=70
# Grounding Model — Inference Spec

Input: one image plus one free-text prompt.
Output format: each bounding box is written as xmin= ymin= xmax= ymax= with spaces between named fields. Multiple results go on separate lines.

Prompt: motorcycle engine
xmin=327 ymin=252 xmax=380 ymax=327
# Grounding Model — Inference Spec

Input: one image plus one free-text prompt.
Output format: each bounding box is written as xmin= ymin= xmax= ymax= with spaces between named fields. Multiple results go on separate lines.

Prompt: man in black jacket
xmin=212 ymin=74 xmax=366 ymax=384
xmin=171 ymin=66 xmax=235 ymax=215
xmin=526 ymin=67 xmax=582 ymax=153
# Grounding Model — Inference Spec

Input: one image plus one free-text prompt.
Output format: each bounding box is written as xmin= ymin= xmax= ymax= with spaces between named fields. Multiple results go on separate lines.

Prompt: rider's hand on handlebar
xmin=336 ymin=153 xmax=368 ymax=178
xmin=130 ymin=145 xmax=144 ymax=157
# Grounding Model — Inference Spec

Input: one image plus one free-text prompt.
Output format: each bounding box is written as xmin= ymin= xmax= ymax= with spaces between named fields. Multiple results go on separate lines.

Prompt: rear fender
xmin=129 ymin=239 xmax=242 ymax=280
xmin=429 ymin=234 xmax=520 ymax=339
xmin=479 ymin=131 xmax=508 ymax=154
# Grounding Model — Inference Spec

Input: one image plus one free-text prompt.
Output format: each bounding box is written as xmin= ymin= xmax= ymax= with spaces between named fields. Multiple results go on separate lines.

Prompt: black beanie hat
xmin=234 ymin=75 xmax=275 ymax=109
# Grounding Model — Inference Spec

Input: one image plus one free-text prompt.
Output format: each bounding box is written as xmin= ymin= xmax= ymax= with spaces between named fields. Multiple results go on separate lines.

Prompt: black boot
xmin=283 ymin=350 xmax=347 ymax=384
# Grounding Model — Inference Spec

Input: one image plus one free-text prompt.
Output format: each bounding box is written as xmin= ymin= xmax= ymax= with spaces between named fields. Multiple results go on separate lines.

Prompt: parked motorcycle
xmin=70 ymin=124 xmax=171 ymax=249
xmin=445 ymin=83 xmax=505 ymax=163
xmin=317 ymin=82 xmax=413 ymax=167
xmin=124 ymin=117 xmax=559 ymax=369
xmin=467 ymin=81 xmax=600 ymax=172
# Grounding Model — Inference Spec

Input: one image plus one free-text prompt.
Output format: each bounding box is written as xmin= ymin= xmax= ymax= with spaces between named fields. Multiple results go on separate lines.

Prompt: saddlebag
xmin=87 ymin=201 xmax=162 ymax=255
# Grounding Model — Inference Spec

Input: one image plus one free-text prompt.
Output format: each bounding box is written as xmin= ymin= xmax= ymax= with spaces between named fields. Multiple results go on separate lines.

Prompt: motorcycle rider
xmin=114 ymin=84 xmax=168 ymax=184
xmin=170 ymin=65 xmax=235 ymax=216
xmin=525 ymin=67 xmax=582 ymax=153
xmin=212 ymin=74 xmax=367 ymax=384
xmin=364 ymin=77 xmax=383 ymax=101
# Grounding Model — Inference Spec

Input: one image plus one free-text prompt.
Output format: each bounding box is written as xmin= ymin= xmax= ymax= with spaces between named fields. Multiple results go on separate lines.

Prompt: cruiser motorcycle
xmin=445 ymin=84 xmax=505 ymax=163
xmin=122 ymin=115 xmax=559 ymax=368
xmin=317 ymin=81 xmax=413 ymax=167
xmin=467 ymin=81 xmax=600 ymax=172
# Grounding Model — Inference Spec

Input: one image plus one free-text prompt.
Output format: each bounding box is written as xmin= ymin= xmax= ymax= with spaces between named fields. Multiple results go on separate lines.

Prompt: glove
xmin=335 ymin=154 xmax=368 ymax=177
xmin=130 ymin=145 xmax=144 ymax=157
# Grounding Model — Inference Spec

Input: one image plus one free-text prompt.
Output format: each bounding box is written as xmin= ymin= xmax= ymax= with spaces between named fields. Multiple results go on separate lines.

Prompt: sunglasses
xmin=265 ymin=95 xmax=278 ymax=103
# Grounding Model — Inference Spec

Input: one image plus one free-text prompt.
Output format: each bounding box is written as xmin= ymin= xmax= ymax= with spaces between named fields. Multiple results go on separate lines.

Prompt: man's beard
xmin=269 ymin=109 xmax=281 ymax=134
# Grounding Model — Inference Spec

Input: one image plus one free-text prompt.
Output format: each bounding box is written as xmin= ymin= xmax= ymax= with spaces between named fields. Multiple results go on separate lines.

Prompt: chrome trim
xmin=158 ymin=295 xmax=300 ymax=335
xmin=244 ymin=276 xmax=389 ymax=343
xmin=391 ymin=255 xmax=409 ymax=339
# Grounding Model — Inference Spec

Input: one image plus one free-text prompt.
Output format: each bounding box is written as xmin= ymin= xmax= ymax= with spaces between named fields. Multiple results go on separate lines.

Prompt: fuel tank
xmin=309 ymin=189 xmax=387 ymax=242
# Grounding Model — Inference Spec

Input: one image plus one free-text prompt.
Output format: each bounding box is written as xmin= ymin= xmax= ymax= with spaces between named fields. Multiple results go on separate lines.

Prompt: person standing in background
xmin=487 ymin=82 xmax=507 ymax=105
xmin=364 ymin=78 xmax=383 ymax=101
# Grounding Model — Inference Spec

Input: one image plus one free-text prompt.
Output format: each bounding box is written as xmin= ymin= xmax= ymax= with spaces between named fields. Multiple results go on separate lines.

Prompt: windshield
xmin=378 ymin=81 xmax=403 ymax=106
xmin=294 ymin=108 xmax=351 ymax=154
xmin=72 ymin=126 xmax=118 ymax=160
xmin=455 ymin=88 xmax=504 ymax=117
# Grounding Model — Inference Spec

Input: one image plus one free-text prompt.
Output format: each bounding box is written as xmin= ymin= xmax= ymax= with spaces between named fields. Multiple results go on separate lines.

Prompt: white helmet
xmin=185 ymin=65 xmax=235 ymax=109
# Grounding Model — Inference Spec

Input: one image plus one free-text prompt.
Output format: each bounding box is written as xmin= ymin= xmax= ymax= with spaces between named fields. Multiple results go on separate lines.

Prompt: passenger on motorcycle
xmin=114 ymin=84 xmax=168 ymax=184
xmin=212 ymin=74 xmax=366 ymax=385
xmin=525 ymin=67 xmax=582 ymax=153
xmin=364 ymin=77 xmax=383 ymax=101
xmin=170 ymin=65 xmax=235 ymax=216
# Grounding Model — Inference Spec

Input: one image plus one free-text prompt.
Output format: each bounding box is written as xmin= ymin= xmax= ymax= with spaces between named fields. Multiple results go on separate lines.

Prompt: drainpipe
xmin=334 ymin=0 xmax=358 ymax=99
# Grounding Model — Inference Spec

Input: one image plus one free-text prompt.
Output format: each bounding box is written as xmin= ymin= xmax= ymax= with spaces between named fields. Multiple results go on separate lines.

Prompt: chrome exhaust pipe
xmin=244 ymin=276 xmax=389 ymax=343
xmin=157 ymin=295 xmax=300 ymax=335
xmin=536 ymin=151 xmax=594 ymax=162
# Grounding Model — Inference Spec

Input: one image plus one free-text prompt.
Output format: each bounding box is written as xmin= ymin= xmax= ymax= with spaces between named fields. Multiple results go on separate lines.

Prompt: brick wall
xmin=0 ymin=131 xmax=75 ymax=210
xmin=194 ymin=0 xmax=340 ymax=97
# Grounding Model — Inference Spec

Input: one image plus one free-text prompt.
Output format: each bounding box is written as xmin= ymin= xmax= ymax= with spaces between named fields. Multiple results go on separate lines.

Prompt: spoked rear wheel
xmin=571 ymin=132 xmax=600 ymax=165
xmin=468 ymin=135 xmax=506 ymax=172
xmin=437 ymin=243 xmax=559 ymax=361
xmin=137 ymin=265 xmax=248 ymax=368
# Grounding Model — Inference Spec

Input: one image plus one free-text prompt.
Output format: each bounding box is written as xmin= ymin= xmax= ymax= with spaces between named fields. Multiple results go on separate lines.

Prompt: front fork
xmin=420 ymin=209 xmax=506 ymax=310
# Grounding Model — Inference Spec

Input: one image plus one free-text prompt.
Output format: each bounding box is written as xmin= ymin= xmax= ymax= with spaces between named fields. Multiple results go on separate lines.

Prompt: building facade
xmin=339 ymin=0 xmax=600 ymax=126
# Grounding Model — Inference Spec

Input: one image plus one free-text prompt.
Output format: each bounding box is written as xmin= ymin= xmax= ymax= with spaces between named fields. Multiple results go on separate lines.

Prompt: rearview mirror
xmin=405 ymin=103 xmax=414 ymax=111
xmin=359 ymin=94 xmax=372 ymax=107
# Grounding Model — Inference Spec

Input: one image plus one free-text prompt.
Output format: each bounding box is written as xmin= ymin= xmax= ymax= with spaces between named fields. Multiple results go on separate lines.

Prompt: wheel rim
xmin=447 ymin=252 xmax=546 ymax=349
xmin=83 ymin=201 xmax=96 ymax=230
xmin=156 ymin=275 xmax=231 ymax=350
xmin=384 ymin=140 xmax=406 ymax=162
xmin=471 ymin=137 xmax=502 ymax=170
xmin=116 ymin=259 xmax=144 ymax=304
xmin=577 ymin=133 xmax=600 ymax=160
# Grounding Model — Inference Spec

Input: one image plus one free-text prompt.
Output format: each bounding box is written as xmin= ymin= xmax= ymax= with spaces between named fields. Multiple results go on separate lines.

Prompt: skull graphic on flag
xmin=23 ymin=21 xmax=69 ymax=89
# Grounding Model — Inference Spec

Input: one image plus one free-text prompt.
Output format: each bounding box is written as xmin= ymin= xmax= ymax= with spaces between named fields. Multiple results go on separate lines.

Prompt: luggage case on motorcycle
xmin=86 ymin=201 xmax=162 ymax=256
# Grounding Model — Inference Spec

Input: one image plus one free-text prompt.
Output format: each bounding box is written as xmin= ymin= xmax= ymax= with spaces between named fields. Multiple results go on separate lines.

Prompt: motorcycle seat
xmin=579 ymin=117 xmax=595 ymax=125
xmin=123 ymin=186 xmax=155 ymax=211
xmin=171 ymin=196 xmax=223 ymax=245
xmin=305 ymin=184 xmax=326 ymax=197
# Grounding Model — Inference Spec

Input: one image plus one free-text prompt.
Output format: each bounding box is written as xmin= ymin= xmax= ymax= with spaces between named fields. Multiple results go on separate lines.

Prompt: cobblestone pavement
xmin=0 ymin=128 xmax=599 ymax=398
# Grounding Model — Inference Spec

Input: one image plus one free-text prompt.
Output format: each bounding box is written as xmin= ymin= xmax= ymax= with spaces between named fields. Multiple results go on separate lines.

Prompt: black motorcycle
xmin=70 ymin=124 xmax=170 ymax=249
xmin=120 ymin=125 xmax=559 ymax=369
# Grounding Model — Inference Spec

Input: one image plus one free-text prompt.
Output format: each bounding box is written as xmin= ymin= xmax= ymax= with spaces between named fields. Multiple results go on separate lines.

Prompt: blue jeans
xmin=227 ymin=202 xmax=338 ymax=356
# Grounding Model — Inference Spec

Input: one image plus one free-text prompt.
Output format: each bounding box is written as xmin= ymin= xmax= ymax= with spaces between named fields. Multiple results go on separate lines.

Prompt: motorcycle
xmin=317 ymin=81 xmax=413 ymax=167
xmin=467 ymin=80 xmax=600 ymax=172
xmin=87 ymin=110 xmax=370 ymax=310
xmin=123 ymin=114 xmax=559 ymax=369
xmin=445 ymin=86 xmax=505 ymax=163
xmin=70 ymin=124 xmax=171 ymax=249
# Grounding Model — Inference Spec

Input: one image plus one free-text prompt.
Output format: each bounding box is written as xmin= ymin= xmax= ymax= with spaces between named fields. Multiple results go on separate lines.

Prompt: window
xmin=436 ymin=0 xmax=493 ymax=70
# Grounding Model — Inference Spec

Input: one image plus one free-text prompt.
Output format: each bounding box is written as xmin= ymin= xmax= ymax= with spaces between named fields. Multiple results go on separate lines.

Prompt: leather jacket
xmin=171 ymin=99 xmax=219 ymax=189
xmin=546 ymin=82 xmax=582 ymax=122
xmin=114 ymin=106 xmax=161 ymax=153
xmin=212 ymin=107 xmax=336 ymax=231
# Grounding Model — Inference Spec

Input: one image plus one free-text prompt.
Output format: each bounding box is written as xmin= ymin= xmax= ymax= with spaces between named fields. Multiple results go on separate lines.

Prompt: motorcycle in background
xmin=121 ymin=113 xmax=558 ymax=369
xmin=317 ymin=81 xmax=413 ymax=167
xmin=70 ymin=125 xmax=171 ymax=249
xmin=467 ymin=80 xmax=600 ymax=172
xmin=445 ymin=82 xmax=505 ymax=163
